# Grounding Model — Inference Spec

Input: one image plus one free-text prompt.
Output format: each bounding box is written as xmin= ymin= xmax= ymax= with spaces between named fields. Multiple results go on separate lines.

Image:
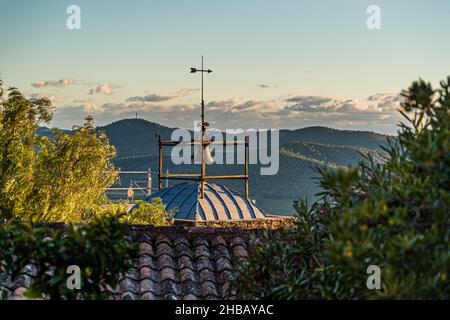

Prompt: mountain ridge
xmin=38 ymin=118 xmax=389 ymax=214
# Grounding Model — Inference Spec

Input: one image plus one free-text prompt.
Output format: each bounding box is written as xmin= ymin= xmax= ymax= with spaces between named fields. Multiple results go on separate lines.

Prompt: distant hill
xmin=98 ymin=120 xmax=387 ymax=157
xmin=280 ymin=126 xmax=388 ymax=150
xmin=36 ymin=127 xmax=71 ymax=138
xmin=280 ymin=141 xmax=381 ymax=167
xmin=98 ymin=119 xmax=174 ymax=158
xmin=39 ymin=119 xmax=389 ymax=215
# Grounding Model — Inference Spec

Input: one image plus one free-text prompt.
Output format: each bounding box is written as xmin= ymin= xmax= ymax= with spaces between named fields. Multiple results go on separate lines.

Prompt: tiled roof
xmin=141 ymin=182 xmax=266 ymax=221
xmin=0 ymin=226 xmax=253 ymax=300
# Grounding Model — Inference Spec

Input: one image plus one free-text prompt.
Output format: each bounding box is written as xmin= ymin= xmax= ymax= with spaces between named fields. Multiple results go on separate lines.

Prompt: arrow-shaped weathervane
xmin=190 ymin=56 xmax=213 ymax=136
xmin=190 ymin=67 xmax=212 ymax=73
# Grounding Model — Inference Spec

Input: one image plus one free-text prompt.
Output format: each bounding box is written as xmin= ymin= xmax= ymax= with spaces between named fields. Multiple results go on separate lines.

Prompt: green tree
xmin=235 ymin=77 xmax=450 ymax=299
xmin=89 ymin=198 xmax=174 ymax=226
xmin=0 ymin=216 xmax=140 ymax=300
xmin=29 ymin=116 xmax=117 ymax=222
xmin=0 ymin=80 xmax=117 ymax=222
xmin=0 ymin=81 xmax=53 ymax=220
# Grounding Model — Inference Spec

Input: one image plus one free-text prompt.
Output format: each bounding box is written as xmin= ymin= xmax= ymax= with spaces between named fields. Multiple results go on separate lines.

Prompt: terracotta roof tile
xmin=139 ymin=279 xmax=156 ymax=294
xmin=232 ymin=245 xmax=248 ymax=259
xmin=193 ymin=237 xmax=209 ymax=248
xmin=177 ymin=255 xmax=195 ymax=270
xmin=1 ymin=227 xmax=255 ymax=300
xmin=194 ymin=245 xmax=211 ymax=259
xmin=213 ymin=244 xmax=232 ymax=260
xmin=212 ymin=235 xmax=227 ymax=247
xmin=124 ymin=268 xmax=140 ymax=280
xmin=199 ymin=269 xmax=216 ymax=283
xmin=220 ymin=282 xmax=231 ymax=298
xmin=173 ymin=237 xmax=190 ymax=247
xmin=163 ymin=292 xmax=179 ymax=300
xmin=201 ymin=281 xmax=219 ymax=299
xmin=158 ymin=254 xmax=175 ymax=269
xmin=159 ymin=267 xmax=176 ymax=282
xmin=217 ymin=270 xmax=232 ymax=284
xmin=174 ymin=243 xmax=193 ymax=258
xmin=197 ymin=256 xmax=214 ymax=271
xmin=118 ymin=278 xmax=139 ymax=294
xmin=139 ymin=241 xmax=152 ymax=254
xmin=181 ymin=280 xmax=201 ymax=297
xmin=156 ymin=242 xmax=175 ymax=257
xmin=183 ymin=293 xmax=198 ymax=300
xmin=138 ymin=254 xmax=157 ymax=270
xmin=230 ymin=236 xmax=246 ymax=248
xmin=179 ymin=267 xmax=196 ymax=282
xmin=154 ymin=235 xmax=172 ymax=246
xmin=139 ymin=291 xmax=156 ymax=300
xmin=119 ymin=291 xmax=137 ymax=300
xmin=216 ymin=257 xmax=232 ymax=272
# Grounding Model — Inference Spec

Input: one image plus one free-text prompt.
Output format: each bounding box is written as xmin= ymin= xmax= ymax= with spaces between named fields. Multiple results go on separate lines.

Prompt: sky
xmin=1 ymin=0 xmax=449 ymax=134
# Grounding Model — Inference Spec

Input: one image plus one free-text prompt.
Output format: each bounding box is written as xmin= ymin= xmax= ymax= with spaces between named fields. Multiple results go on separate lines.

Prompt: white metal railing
xmin=106 ymin=169 xmax=152 ymax=199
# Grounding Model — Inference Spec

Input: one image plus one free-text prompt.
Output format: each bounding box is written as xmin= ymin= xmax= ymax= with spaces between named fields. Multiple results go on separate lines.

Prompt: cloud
xmin=89 ymin=83 xmax=121 ymax=95
xmin=31 ymin=79 xmax=123 ymax=96
xmin=258 ymin=84 xmax=277 ymax=89
xmin=72 ymin=98 xmax=93 ymax=104
xmin=54 ymin=103 xmax=104 ymax=120
xmin=29 ymin=92 xmax=65 ymax=103
xmin=51 ymin=91 xmax=402 ymax=134
xmin=31 ymin=78 xmax=77 ymax=88
xmin=126 ymin=88 xmax=199 ymax=102
xmin=282 ymin=94 xmax=400 ymax=114
xmin=276 ymin=93 xmax=402 ymax=130
xmin=284 ymin=96 xmax=334 ymax=112
xmin=126 ymin=94 xmax=172 ymax=102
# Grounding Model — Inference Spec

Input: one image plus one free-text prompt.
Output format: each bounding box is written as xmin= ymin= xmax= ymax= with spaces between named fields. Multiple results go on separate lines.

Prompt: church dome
xmin=143 ymin=182 xmax=266 ymax=221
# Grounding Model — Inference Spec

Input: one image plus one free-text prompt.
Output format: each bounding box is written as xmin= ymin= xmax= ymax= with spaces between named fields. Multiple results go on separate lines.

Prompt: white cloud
xmin=126 ymin=88 xmax=199 ymax=102
xmin=257 ymin=84 xmax=277 ymax=89
xmin=29 ymin=92 xmax=65 ymax=103
xmin=89 ymin=83 xmax=121 ymax=95
xmin=31 ymin=78 xmax=76 ymax=88
xmin=50 ymin=91 xmax=402 ymax=134
xmin=282 ymin=94 xmax=400 ymax=115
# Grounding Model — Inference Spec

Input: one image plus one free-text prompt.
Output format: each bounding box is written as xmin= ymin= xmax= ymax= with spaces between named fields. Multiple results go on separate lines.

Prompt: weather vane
xmin=190 ymin=55 xmax=213 ymax=141
xmin=154 ymin=56 xmax=249 ymax=201
xmin=190 ymin=56 xmax=214 ymax=197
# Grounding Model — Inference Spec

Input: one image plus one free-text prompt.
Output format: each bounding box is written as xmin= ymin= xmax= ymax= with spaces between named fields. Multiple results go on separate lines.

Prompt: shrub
xmin=89 ymin=198 xmax=173 ymax=226
xmin=0 ymin=216 xmax=140 ymax=300
xmin=234 ymin=77 xmax=450 ymax=299
xmin=30 ymin=118 xmax=118 ymax=222
xmin=0 ymin=81 xmax=117 ymax=222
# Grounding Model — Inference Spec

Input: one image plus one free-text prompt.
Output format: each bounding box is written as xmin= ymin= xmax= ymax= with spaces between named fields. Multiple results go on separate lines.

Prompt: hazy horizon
xmin=39 ymin=116 xmax=391 ymax=136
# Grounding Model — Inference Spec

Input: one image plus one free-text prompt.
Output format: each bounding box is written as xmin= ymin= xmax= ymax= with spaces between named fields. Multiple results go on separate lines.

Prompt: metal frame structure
xmin=156 ymin=136 xmax=249 ymax=199
xmin=107 ymin=170 xmax=153 ymax=196
xmin=156 ymin=56 xmax=250 ymax=199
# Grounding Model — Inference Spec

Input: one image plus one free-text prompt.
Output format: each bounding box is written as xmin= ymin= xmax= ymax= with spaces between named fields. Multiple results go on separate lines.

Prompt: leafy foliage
xmin=29 ymin=118 xmax=118 ymax=222
xmin=0 ymin=81 xmax=117 ymax=222
xmin=0 ymin=216 xmax=139 ymax=300
xmin=90 ymin=198 xmax=174 ymax=226
xmin=234 ymin=77 xmax=450 ymax=299
xmin=0 ymin=82 xmax=53 ymax=220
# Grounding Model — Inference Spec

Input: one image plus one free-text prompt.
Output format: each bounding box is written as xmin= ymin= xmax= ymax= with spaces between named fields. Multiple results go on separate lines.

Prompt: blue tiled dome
xmin=144 ymin=182 xmax=266 ymax=221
